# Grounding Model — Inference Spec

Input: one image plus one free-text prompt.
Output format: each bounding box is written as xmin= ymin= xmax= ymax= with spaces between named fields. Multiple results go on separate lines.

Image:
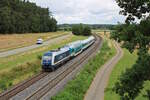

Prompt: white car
xmin=37 ymin=39 xmax=43 ymax=44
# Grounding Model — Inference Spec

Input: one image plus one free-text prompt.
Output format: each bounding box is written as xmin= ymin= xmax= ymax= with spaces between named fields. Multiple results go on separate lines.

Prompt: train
xmin=41 ymin=36 xmax=95 ymax=71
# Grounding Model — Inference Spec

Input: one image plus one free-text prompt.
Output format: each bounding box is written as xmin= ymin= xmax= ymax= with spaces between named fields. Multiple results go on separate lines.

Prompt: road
xmin=0 ymin=34 xmax=70 ymax=58
xmin=84 ymin=41 xmax=123 ymax=100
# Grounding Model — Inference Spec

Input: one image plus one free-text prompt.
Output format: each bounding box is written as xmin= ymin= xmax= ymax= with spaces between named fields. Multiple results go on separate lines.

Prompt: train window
xmin=54 ymin=50 xmax=70 ymax=63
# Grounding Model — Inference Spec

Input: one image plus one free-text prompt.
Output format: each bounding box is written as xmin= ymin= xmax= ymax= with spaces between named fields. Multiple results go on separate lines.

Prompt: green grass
xmin=105 ymin=49 xmax=138 ymax=100
xmin=51 ymin=38 xmax=116 ymax=100
xmin=105 ymin=48 xmax=150 ymax=100
xmin=0 ymin=35 xmax=87 ymax=93
xmin=135 ymin=81 xmax=150 ymax=100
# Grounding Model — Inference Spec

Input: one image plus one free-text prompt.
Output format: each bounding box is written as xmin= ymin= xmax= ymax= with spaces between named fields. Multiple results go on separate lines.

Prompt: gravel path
xmin=84 ymin=41 xmax=123 ymax=100
xmin=0 ymin=34 xmax=70 ymax=58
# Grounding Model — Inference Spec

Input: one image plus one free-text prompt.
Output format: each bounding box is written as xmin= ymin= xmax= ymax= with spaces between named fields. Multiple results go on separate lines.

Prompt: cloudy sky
xmin=29 ymin=0 xmax=126 ymax=24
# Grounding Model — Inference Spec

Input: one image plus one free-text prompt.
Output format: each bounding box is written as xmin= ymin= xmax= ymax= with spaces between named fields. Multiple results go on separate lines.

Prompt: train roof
xmin=66 ymin=40 xmax=82 ymax=48
xmin=68 ymin=40 xmax=82 ymax=45
xmin=82 ymin=36 xmax=95 ymax=43
xmin=44 ymin=46 xmax=70 ymax=56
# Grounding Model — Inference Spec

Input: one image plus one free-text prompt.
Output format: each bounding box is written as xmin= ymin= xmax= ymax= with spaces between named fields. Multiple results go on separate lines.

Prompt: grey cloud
xmin=29 ymin=0 xmax=125 ymax=24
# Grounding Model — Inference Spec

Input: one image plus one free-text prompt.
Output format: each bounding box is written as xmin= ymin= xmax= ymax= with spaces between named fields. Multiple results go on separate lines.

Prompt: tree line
xmin=0 ymin=0 xmax=57 ymax=34
xmin=111 ymin=0 xmax=150 ymax=99
xmin=58 ymin=24 xmax=115 ymax=31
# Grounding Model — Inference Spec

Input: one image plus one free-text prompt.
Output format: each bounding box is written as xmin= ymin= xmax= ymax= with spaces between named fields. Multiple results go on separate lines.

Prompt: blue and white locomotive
xmin=41 ymin=36 xmax=95 ymax=71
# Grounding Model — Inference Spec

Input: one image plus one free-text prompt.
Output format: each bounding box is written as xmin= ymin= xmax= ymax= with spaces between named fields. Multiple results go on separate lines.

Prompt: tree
xmin=0 ymin=0 xmax=57 ymax=34
xmin=83 ymin=25 xmax=92 ymax=36
xmin=72 ymin=24 xmax=92 ymax=36
xmin=116 ymin=0 xmax=150 ymax=23
xmin=111 ymin=0 xmax=150 ymax=99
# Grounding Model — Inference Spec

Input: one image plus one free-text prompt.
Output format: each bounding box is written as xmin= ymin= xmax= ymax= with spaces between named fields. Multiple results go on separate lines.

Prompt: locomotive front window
xmin=43 ymin=53 xmax=52 ymax=61
xmin=43 ymin=56 xmax=52 ymax=61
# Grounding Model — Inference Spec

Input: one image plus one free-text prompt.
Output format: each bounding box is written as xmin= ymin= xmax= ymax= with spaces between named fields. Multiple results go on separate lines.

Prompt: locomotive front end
xmin=42 ymin=52 xmax=53 ymax=70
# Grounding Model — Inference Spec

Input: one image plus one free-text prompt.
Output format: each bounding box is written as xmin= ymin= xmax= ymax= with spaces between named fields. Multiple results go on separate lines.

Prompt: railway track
xmin=0 ymin=72 xmax=49 ymax=100
xmin=0 ymin=34 xmax=101 ymax=100
xmin=25 ymin=35 xmax=101 ymax=100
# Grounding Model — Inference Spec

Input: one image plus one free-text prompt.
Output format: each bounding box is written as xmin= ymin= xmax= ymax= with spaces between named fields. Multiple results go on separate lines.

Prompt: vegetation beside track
xmin=0 ymin=35 xmax=87 ymax=93
xmin=105 ymin=49 xmax=138 ymax=99
xmin=51 ymin=37 xmax=116 ymax=100
xmin=105 ymin=47 xmax=150 ymax=100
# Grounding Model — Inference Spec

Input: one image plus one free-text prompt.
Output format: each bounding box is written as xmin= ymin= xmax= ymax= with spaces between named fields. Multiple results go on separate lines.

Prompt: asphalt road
xmin=0 ymin=34 xmax=70 ymax=58
xmin=84 ymin=41 xmax=123 ymax=100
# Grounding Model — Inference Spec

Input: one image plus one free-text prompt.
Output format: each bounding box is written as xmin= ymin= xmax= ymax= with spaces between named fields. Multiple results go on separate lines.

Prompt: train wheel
xmin=51 ymin=67 xmax=55 ymax=72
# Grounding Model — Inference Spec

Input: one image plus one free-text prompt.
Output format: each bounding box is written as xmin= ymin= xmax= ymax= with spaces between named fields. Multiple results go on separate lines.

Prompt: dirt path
xmin=0 ymin=34 xmax=70 ymax=58
xmin=84 ymin=41 xmax=123 ymax=100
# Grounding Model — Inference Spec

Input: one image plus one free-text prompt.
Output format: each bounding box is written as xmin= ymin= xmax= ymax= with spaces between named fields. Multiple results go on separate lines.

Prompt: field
xmin=51 ymin=33 xmax=116 ymax=100
xmin=0 ymin=34 xmax=87 ymax=93
xmin=0 ymin=31 xmax=68 ymax=52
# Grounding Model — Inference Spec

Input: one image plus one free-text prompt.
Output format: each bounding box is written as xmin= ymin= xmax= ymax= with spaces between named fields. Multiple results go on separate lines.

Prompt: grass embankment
xmin=0 ymin=31 xmax=68 ymax=52
xmin=105 ymin=48 xmax=150 ymax=100
xmin=0 ymin=34 xmax=87 ymax=93
xmin=105 ymin=49 xmax=138 ymax=100
xmin=51 ymin=38 xmax=116 ymax=100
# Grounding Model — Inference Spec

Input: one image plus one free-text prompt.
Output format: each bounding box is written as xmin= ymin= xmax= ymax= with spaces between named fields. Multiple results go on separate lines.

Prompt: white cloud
xmin=29 ymin=0 xmax=125 ymax=24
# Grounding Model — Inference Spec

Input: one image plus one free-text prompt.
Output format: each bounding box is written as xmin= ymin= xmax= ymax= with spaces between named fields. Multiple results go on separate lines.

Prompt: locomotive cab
xmin=42 ymin=52 xmax=53 ymax=70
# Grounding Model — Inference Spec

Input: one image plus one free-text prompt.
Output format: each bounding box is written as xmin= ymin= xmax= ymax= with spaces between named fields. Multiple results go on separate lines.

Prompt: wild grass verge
xmin=51 ymin=39 xmax=116 ymax=100
xmin=104 ymin=49 xmax=138 ymax=100
xmin=0 ymin=60 xmax=41 ymax=92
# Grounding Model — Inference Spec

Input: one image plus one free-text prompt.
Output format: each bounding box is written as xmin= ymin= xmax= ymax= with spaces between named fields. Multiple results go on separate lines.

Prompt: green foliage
xmin=114 ymin=53 xmax=150 ymax=100
xmin=111 ymin=22 xmax=150 ymax=99
xmin=105 ymin=49 xmax=138 ymax=100
xmin=37 ymin=55 xmax=42 ymax=60
xmin=111 ymin=1 xmax=150 ymax=99
xmin=116 ymin=0 xmax=150 ymax=23
xmin=72 ymin=24 xmax=92 ymax=36
xmin=58 ymin=24 xmax=115 ymax=30
xmin=51 ymin=40 xmax=116 ymax=100
xmin=146 ymin=90 xmax=150 ymax=99
xmin=0 ymin=0 xmax=57 ymax=34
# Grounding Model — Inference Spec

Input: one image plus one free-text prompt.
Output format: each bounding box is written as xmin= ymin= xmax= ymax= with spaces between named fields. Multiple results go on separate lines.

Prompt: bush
xmin=72 ymin=24 xmax=92 ymax=36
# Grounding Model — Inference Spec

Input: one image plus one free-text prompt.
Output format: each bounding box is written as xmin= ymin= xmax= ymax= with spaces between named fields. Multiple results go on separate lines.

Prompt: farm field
xmin=51 ymin=32 xmax=116 ymax=100
xmin=0 ymin=34 xmax=87 ymax=93
xmin=0 ymin=31 xmax=69 ymax=52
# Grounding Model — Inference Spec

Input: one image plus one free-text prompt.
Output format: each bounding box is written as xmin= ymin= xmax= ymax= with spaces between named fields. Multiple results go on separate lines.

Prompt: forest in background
xmin=58 ymin=24 xmax=115 ymax=31
xmin=0 ymin=0 xmax=57 ymax=34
